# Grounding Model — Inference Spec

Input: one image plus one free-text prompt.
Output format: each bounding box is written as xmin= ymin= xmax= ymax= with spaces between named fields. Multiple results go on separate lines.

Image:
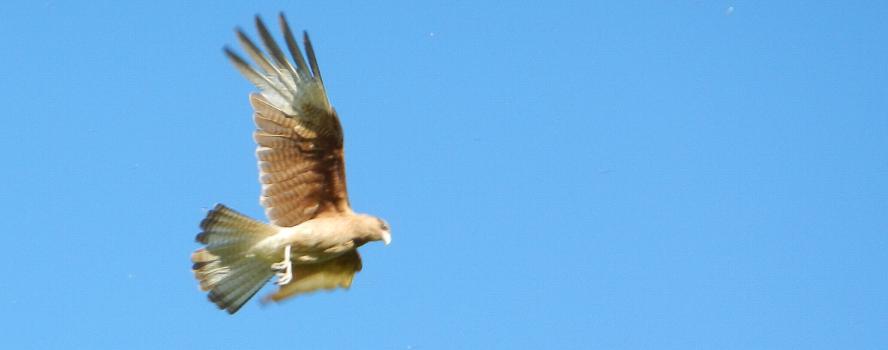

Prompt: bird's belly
xmin=291 ymin=249 xmax=346 ymax=265
xmin=256 ymin=225 xmax=353 ymax=264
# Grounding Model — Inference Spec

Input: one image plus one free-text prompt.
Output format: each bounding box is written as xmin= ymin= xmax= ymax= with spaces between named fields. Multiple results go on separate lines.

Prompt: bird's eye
xmin=378 ymin=219 xmax=389 ymax=231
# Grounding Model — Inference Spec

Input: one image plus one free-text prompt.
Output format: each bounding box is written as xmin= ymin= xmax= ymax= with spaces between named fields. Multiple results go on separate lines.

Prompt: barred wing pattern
xmin=226 ymin=14 xmax=351 ymax=227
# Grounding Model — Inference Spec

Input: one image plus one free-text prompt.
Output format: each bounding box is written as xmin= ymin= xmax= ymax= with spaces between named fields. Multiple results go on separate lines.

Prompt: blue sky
xmin=1 ymin=1 xmax=886 ymax=349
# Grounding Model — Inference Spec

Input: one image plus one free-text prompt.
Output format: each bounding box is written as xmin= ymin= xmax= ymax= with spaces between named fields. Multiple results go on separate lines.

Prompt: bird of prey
xmin=191 ymin=13 xmax=391 ymax=314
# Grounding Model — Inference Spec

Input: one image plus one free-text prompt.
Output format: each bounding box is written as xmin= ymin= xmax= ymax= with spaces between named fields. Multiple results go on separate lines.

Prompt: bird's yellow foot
xmin=271 ymin=245 xmax=293 ymax=285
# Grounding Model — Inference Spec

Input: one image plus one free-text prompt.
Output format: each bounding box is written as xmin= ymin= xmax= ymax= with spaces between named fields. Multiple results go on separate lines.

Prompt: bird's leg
xmin=271 ymin=245 xmax=293 ymax=286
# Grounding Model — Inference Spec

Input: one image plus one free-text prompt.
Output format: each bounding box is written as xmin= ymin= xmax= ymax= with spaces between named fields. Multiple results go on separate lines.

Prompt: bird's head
xmin=355 ymin=214 xmax=391 ymax=246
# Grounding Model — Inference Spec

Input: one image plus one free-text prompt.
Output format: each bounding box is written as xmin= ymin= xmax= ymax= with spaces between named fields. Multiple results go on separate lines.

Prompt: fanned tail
xmin=191 ymin=204 xmax=277 ymax=314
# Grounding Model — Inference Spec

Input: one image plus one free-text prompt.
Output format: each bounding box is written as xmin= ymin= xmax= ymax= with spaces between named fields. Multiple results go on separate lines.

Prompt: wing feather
xmin=303 ymin=31 xmax=323 ymax=82
xmin=253 ymin=94 xmax=347 ymax=227
xmin=234 ymin=30 xmax=294 ymax=102
xmin=263 ymin=250 xmax=363 ymax=303
xmin=279 ymin=13 xmax=311 ymax=77
xmin=226 ymin=15 xmax=350 ymax=227
xmin=255 ymin=16 xmax=298 ymax=79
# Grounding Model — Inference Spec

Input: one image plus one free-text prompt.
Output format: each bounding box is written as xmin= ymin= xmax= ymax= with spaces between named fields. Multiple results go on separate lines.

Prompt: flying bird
xmin=191 ymin=13 xmax=391 ymax=314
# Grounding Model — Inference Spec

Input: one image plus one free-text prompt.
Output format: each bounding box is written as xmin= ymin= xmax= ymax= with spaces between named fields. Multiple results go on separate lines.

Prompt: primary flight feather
xmin=191 ymin=13 xmax=391 ymax=314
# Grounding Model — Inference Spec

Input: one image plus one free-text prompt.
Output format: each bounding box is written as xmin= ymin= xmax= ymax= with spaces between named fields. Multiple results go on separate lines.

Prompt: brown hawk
xmin=191 ymin=13 xmax=391 ymax=314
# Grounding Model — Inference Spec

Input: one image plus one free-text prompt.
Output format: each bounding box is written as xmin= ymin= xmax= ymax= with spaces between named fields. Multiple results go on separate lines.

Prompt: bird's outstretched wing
xmin=225 ymin=13 xmax=351 ymax=227
xmin=263 ymin=250 xmax=363 ymax=302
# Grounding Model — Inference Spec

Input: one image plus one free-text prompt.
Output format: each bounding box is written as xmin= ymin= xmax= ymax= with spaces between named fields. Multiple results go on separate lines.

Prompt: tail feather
xmin=192 ymin=204 xmax=277 ymax=314
xmin=207 ymin=259 xmax=270 ymax=313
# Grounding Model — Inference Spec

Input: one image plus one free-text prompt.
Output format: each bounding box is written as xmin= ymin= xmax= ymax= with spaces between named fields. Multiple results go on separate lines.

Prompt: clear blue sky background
xmin=0 ymin=1 xmax=886 ymax=349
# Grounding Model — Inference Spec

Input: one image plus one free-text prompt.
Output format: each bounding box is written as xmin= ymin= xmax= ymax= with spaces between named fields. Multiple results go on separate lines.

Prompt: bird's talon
xmin=276 ymin=273 xmax=292 ymax=285
xmin=272 ymin=245 xmax=293 ymax=285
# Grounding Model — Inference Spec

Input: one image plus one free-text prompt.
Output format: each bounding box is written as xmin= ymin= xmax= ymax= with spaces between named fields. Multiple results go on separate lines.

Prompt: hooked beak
xmin=382 ymin=231 xmax=391 ymax=246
